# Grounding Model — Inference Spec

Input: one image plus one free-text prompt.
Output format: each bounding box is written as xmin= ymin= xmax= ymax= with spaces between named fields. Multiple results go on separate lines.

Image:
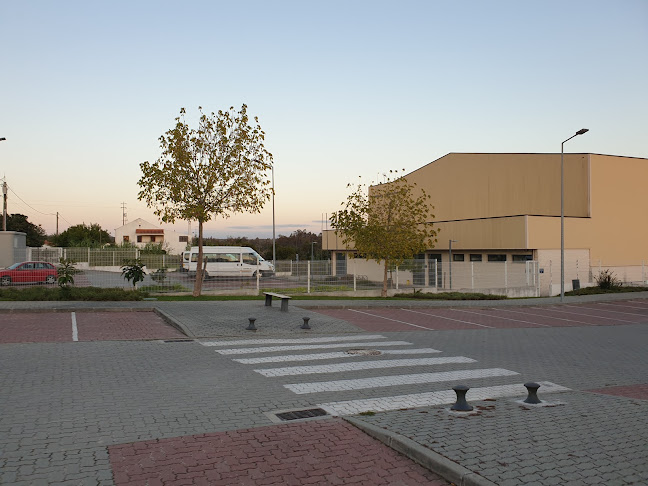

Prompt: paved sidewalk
xmin=1 ymin=293 xmax=646 ymax=485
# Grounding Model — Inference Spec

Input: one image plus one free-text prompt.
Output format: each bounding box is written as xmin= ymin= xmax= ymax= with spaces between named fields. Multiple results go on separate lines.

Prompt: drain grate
xmin=346 ymin=348 xmax=382 ymax=356
xmin=275 ymin=408 xmax=329 ymax=421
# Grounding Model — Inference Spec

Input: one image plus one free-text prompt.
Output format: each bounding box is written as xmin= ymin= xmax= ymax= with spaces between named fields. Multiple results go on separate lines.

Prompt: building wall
xmin=324 ymin=153 xmax=647 ymax=290
xmin=407 ymin=153 xmax=590 ymax=221
xmin=115 ymin=218 xmax=189 ymax=255
xmin=0 ymin=231 xmax=27 ymax=267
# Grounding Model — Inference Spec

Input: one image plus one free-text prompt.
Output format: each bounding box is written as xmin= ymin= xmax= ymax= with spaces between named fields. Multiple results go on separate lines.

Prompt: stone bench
xmin=263 ymin=292 xmax=291 ymax=311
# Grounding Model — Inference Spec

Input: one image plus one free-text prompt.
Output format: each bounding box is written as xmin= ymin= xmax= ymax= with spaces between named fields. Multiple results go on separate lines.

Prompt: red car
xmin=0 ymin=261 xmax=58 ymax=286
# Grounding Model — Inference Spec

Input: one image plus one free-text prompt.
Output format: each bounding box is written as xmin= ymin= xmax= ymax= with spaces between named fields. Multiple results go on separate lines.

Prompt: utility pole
xmin=2 ymin=179 xmax=7 ymax=231
xmin=56 ymin=212 xmax=59 ymax=235
xmin=121 ymin=202 xmax=127 ymax=226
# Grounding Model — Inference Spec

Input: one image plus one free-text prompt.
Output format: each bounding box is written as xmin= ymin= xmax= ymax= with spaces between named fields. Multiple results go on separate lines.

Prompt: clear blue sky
xmin=2 ymin=0 xmax=646 ymax=238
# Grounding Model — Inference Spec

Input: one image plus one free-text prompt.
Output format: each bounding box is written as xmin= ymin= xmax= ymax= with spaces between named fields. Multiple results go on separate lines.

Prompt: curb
xmin=344 ymin=417 xmax=498 ymax=486
xmin=153 ymin=308 xmax=195 ymax=338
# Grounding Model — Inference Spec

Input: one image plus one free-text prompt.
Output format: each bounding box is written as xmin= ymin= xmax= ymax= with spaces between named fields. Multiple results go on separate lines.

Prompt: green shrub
xmin=0 ymin=286 xmax=148 ymax=301
xmin=595 ymin=269 xmax=622 ymax=290
xmin=121 ymin=259 xmax=146 ymax=288
xmin=393 ymin=290 xmax=507 ymax=300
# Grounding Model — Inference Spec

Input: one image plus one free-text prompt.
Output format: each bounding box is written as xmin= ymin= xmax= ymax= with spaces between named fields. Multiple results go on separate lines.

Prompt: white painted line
xmin=349 ymin=309 xmax=435 ymax=330
xmin=534 ymin=306 xmax=637 ymax=324
xmin=201 ymin=334 xmax=387 ymax=346
xmin=455 ymin=308 xmax=550 ymax=327
xmin=234 ymin=348 xmax=442 ymax=364
xmin=401 ymin=308 xmax=495 ymax=328
xmin=71 ymin=312 xmax=78 ymax=342
xmin=598 ymin=302 xmax=648 ymax=311
xmin=256 ymin=356 xmax=477 ymax=377
xmin=567 ymin=304 xmax=648 ymax=318
xmin=495 ymin=307 xmax=592 ymax=326
xmin=215 ymin=341 xmax=413 ymax=355
xmin=318 ymin=381 xmax=571 ymax=415
xmin=284 ymin=368 xmax=519 ymax=394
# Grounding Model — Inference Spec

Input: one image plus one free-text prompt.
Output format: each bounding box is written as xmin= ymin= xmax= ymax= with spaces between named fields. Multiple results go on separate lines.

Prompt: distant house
xmin=115 ymin=218 xmax=190 ymax=255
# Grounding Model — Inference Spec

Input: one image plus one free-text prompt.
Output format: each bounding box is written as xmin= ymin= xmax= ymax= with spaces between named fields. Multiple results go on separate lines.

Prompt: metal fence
xmin=17 ymin=249 xmax=648 ymax=296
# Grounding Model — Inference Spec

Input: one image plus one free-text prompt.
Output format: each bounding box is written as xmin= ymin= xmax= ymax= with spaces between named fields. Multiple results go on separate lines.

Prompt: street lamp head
xmin=575 ymin=129 xmax=589 ymax=136
xmin=0 ymin=137 xmax=6 ymax=141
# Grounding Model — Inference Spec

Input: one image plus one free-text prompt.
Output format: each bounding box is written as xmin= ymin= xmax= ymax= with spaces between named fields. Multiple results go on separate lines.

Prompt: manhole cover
xmin=275 ymin=408 xmax=329 ymax=421
xmin=346 ymin=348 xmax=382 ymax=356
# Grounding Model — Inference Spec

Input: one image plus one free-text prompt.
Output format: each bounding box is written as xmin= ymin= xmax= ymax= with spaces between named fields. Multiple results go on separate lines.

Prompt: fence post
xmin=434 ymin=260 xmax=438 ymax=289
xmin=504 ymin=261 xmax=508 ymax=289
xmin=396 ymin=266 xmax=399 ymax=290
xmin=353 ymin=259 xmax=357 ymax=292
xmin=307 ymin=261 xmax=311 ymax=294
xmin=88 ymin=247 xmax=90 ymax=265
xmin=256 ymin=261 xmax=260 ymax=291
xmin=643 ymin=260 xmax=645 ymax=284
xmin=471 ymin=262 xmax=474 ymax=289
xmin=598 ymin=260 xmax=601 ymax=276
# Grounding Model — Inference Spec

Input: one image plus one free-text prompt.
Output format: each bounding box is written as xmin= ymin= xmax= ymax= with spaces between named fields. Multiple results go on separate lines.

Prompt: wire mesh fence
xmin=14 ymin=249 xmax=648 ymax=296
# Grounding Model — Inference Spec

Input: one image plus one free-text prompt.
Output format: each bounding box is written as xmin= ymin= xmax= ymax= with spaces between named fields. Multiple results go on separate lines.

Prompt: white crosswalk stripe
xmin=200 ymin=334 xmax=387 ymax=346
xmin=318 ymin=381 xmax=571 ymax=415
xmin=233 ymin=347 xmax=441 ymax=364
xmin=204 ymin=333 xmax=568 ymax=416
xmin=214 ymin=341 xmax=413 ymax=355
xmin=255 ymin=356 xmax=476 ymax=377
xmin=284 ymin=368 xmax=519 ymax=394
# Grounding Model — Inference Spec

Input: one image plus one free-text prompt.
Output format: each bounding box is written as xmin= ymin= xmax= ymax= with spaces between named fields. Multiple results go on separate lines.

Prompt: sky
xmin=1 ymin=0 xmax=646 ymax=239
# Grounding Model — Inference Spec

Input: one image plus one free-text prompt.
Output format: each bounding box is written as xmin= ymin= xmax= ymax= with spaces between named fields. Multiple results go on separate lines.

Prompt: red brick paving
xmin=586 ymin=384 xmax=648 ymax=400
xmin=76 ymin=312 xmax=184 ymax=341
xmin=316 ymin=303 xmax=648 ymax=332
xmin=108 ymin=419 xmax=449 ymax=486
xmin=0 ymin=311 xmax=185 ymax=343
xmin=0 ymin=313 xmax=72 ymax=343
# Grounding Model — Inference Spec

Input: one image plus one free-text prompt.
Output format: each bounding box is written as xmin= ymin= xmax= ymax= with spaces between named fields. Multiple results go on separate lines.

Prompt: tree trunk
xmin=382 ymin=260 xmax=388 ymax=298
xmin=193 ymin=220 xmax=204 ymax=297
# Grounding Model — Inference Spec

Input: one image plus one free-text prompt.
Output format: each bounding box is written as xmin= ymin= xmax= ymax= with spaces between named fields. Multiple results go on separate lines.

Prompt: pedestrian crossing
xmin=200 ymin=334 xmax=569 ymax=415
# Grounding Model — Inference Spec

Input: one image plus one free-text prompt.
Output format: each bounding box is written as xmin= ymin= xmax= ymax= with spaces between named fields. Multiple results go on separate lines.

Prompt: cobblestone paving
xmin=1 ymin=297 xmax=647 ymax=485
xmin=109 ymin=419 xmax=449 ymax=485
xmin=356 ymin=391 xmax=648 ymax=485
xmin=585 ymin=383 xmax=648 ymax=400
xmin=158 ymin=301 xmax=365 ymax=338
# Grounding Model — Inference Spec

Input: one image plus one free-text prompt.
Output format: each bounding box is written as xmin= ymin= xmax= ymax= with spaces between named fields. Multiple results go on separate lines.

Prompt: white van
xmin=181 ymin=246 xmax=274 ymax=277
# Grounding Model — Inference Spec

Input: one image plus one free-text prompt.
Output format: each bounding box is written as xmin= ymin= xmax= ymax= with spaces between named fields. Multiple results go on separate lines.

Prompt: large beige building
xmin=323 ymin=153 xmax=648 ymax=295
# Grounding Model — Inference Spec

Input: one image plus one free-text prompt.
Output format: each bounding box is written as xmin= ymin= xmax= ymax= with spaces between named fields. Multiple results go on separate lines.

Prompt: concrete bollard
xmin=301 ymin=317 xmax=311 ymax=330
xmin=523 ymin=382 xmax=542 ymax=404
xmin=451 ymin=385 xmax=473 ymax=411
xmin=246 ymin=318 xmax=257 ymax=331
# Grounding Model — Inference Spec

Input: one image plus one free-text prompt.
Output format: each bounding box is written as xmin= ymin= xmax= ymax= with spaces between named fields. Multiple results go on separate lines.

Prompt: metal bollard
xmin=301 ymin=317 xmax=311 ymax=329
xmin=523 ymin=382 xmax=542 ymax=404
xmin=451 ymin=385 xmax=473 ymax=411
xmin=246 ymin=318 xmax=257 ymax=331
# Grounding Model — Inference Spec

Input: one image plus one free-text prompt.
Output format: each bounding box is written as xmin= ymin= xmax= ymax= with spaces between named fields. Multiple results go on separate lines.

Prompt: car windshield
xmin=7 ymin=263 xmax=22 ymax=270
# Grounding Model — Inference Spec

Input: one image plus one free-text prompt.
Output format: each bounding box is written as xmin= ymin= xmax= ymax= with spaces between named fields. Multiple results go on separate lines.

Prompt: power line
xmin=7 ymin=186 xmax=56 ymax=217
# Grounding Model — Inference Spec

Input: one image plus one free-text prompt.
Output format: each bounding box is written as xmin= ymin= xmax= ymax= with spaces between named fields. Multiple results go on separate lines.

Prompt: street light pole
xmin=1 ymin=138 xmax=6 ymax=232
xmin=272 ymin=164 xmax=276 ymax=269
xmin=560 ymin=128 xmax=589 ymax=302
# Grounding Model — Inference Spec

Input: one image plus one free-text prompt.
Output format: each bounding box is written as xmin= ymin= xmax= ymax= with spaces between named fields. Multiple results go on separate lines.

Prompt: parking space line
xmin=494 ymin=307 xmax=593 ymax=326
xmin=456 ymin=308 xmax=550 ymax=327
xmin=349 ymin=309 xmax=435 ymax=330
xmin=539 ymin=306 xmax=639 ymax=323
xmin=401 ymin=308 xmax=495 ymax=328
xmin=71 ymin=312 xmax=78 ymax=342
xmin=570 ymin=304 xmax=648 ymax=318
xmin=598 ymin=302 xmax=648 ymax=311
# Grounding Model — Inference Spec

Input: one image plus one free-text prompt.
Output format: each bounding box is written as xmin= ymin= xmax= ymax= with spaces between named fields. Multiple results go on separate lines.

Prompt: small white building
xmin=115 ymin=218 xmax=189 ymax=255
